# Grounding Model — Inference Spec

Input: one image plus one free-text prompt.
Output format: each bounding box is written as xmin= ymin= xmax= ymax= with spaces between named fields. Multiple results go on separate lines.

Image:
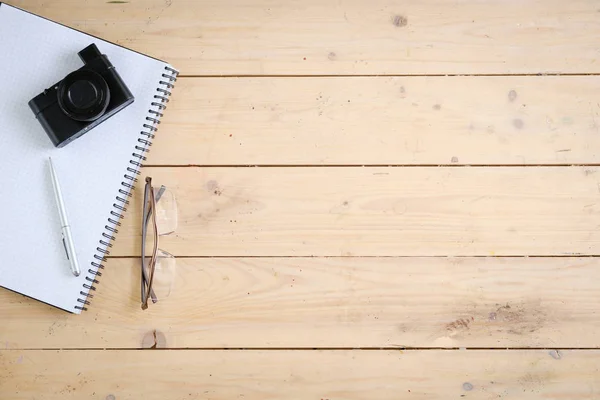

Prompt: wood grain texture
xmin=151 ymin=76 xmax=600 ymax=165
xmin=10 ymin=0 xmax=600 ymax=75
xmin=110 ymin=166 xmax=600 ymax=257
xmin=1 ymin=257 xmax=599 ymax=349
xmin=1 ymin=349 xmax=599 ymax=399
xmin=6 ymin=2 xmax=600 ymax=396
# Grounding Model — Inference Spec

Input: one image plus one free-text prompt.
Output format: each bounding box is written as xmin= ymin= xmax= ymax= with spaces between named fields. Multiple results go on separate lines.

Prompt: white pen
xmin=48 ymin=157 xmax=81 ymax=277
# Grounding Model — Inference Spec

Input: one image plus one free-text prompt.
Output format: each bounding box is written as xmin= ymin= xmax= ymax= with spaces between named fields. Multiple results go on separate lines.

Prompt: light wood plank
xmin=10 ymin=0 xmax=600 ymax=75
xmin=111 ymin=166 xmax=600 ymax=257
xmin=1 ymin=349 xmax=599 ymax=399
xmin=2 ymin=257 xmax=599 ymax=349
xmin=152 ymin=76 xmax=600 ymax=165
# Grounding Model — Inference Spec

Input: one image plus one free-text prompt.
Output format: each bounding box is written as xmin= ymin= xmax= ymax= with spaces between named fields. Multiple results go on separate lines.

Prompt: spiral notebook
xmin=0 ymin=3 xmax=178 ymax=313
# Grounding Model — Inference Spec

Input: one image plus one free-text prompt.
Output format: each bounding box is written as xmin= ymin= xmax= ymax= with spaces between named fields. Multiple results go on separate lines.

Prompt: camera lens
xmin=68 ymin=80 xmax=99 ymax=109
xmin=57 ymin=70 xmax=110 ymax=122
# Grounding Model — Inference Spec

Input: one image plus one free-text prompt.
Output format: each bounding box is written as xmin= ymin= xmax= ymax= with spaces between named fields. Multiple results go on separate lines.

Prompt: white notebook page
xmin=0 ymin=4 xmax=173 ymax=312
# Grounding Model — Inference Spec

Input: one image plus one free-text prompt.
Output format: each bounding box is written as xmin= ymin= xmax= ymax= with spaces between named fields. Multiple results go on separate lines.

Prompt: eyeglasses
xmin=141 ymin=176 xmax=177 ymax=310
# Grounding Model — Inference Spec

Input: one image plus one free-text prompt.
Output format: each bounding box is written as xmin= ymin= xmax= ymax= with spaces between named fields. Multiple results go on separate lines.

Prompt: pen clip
xmin=62 ymin=236 xmax=70 ymax=260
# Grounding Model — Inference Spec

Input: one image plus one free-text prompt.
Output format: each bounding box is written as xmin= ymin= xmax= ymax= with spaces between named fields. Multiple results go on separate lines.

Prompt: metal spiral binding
xmin=74 ymin=65 xmax=179 ymax=312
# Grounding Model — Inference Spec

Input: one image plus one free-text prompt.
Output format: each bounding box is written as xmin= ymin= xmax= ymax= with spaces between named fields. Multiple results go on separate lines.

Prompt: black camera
xmin=29 ymin=44 xmax=134 ymax=147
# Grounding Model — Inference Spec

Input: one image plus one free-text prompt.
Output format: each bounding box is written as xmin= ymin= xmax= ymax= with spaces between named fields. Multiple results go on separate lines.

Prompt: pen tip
xmin=74 ymin=271 xmax=80 ymax=277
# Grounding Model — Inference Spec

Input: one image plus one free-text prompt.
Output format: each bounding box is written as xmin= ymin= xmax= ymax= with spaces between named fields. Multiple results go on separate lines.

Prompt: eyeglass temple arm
xmin=142 ymin=185 xmax=166 ymax=228
xmin=145 ymin=185 xmax=166 ymax=301
xmin=141 ymin=187 xmax=158 ymax=304
xmin=144 ymin=206 xmax=160 ymax=308
xmin=141 ymin=184 xmax=168 ymax=306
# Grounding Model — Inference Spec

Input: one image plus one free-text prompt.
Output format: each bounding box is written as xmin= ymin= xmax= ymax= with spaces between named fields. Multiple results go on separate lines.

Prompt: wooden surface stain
xmin=443 ymin=299 xmax=553 ymax=340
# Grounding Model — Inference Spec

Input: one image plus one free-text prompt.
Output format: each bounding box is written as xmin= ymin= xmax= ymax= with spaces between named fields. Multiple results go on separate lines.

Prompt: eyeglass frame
xmin=141 ymin=176 xmax=169 ymax=310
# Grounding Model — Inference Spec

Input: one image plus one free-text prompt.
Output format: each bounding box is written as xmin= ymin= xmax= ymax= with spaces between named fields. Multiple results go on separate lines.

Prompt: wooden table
xmin=2 ymin=1 xmax=600 ymax=398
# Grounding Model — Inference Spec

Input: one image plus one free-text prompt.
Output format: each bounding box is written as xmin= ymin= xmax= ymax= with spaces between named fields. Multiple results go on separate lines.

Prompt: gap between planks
xmin=0 ymin=346 xmax=581 ymax=353
xmin=105 ymin=255 xmax=600 ymax=259
xmin=177 ymin=73 xmax=600 ymax=78
xmin=143 ymin=164 xmax=600 ymax=167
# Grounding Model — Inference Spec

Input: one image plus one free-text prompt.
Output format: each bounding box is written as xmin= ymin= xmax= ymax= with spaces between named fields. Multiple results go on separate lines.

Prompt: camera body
xmin=29 ymin=44 xmax=134 ymax=147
